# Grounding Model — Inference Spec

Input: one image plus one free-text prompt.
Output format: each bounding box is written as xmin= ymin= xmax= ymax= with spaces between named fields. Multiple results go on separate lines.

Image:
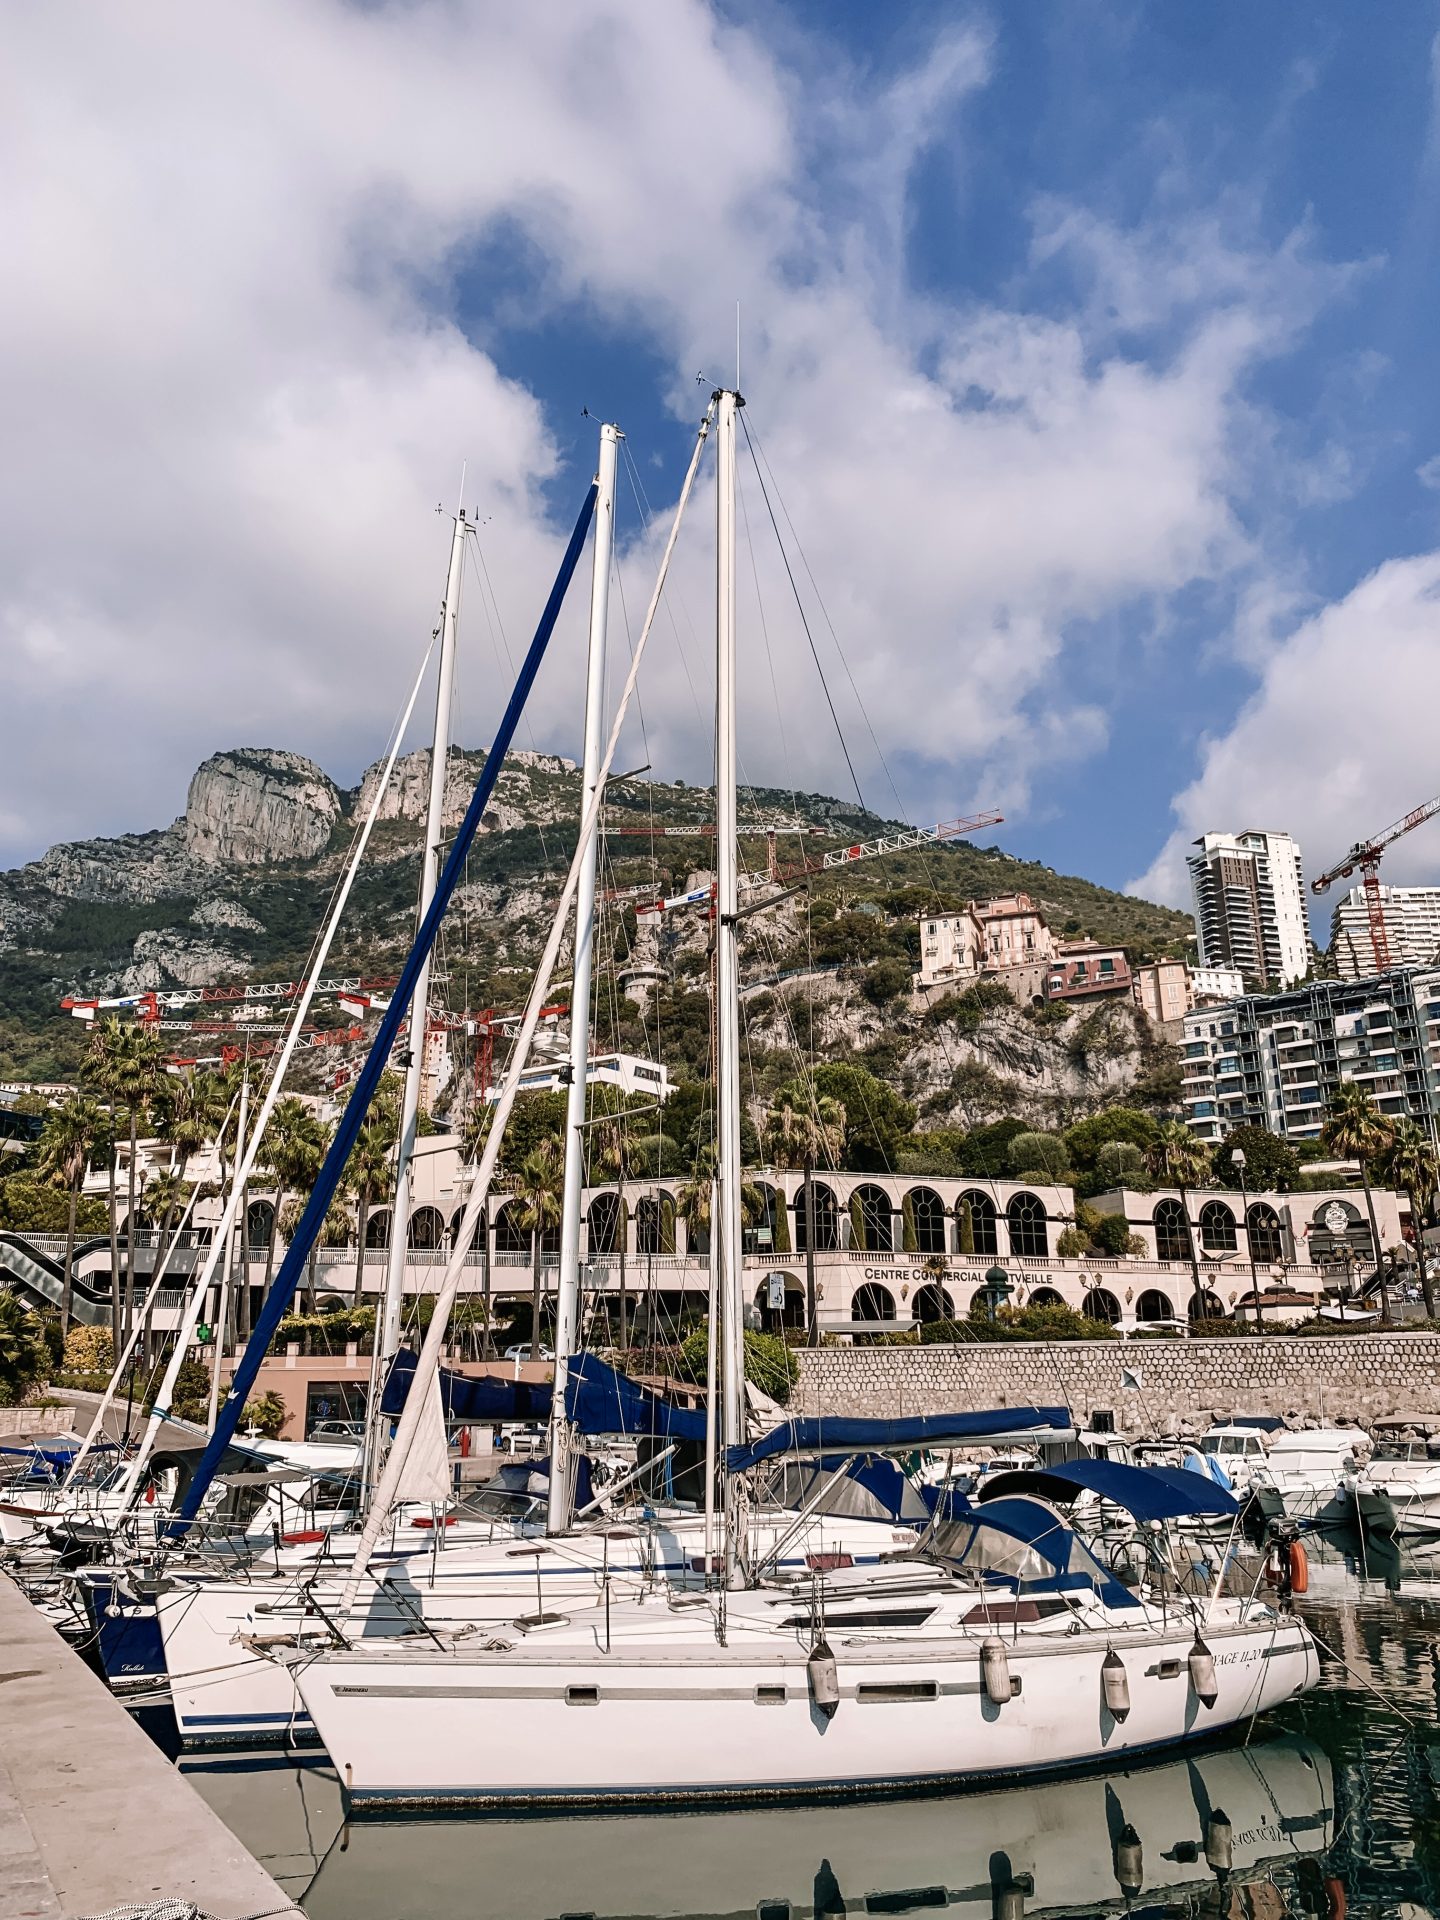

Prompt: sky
xmin=5 ymin=2 xmax=1440 ymax=931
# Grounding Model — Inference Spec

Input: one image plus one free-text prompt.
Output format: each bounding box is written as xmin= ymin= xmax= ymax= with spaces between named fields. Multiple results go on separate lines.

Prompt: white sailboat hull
xmin=294 ymin=1601 xmax=1317 ymax=1808
xmin=156 ymin=1509 xmax=910 ymax=1745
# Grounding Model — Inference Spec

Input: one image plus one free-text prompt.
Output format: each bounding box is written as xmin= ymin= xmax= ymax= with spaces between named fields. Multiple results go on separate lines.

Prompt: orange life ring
xmin=1288 ymin=1541 xmax=1309 ymax=1595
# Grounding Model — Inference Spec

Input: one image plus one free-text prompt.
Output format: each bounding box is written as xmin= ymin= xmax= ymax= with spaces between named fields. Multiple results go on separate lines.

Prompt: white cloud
xmin=0 ymin=1 xmax=1343 ymax=869
xmin=1132 ymin=550 xmax=1440 ymax=914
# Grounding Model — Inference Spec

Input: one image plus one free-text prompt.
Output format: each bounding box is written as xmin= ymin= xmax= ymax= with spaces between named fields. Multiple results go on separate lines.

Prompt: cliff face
xmin=184 ymin=749 xmax=341 ymax=865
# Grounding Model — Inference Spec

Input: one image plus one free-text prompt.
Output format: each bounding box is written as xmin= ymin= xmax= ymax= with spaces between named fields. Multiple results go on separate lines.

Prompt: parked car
xmin=503 ymin=1344 xmax=555 ymax=1361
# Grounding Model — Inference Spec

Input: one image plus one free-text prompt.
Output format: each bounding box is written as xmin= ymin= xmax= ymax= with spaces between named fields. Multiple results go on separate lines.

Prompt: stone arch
xmin=244 ymin=1198 xmax=275 ymax=1249
xmin=364 ymin=1207 xmax=392 ymax=1249
xmin=1027 ymin=1285 xmax=1066 ymax=1308
xmin=906 ymin=1186 xmax=947 ymax=1255
xmin=1188 ymin=1288 xmax=1226 ymax=1321
xmin=753 ymin=1274 xmax=806 ymax=1329
xmin=794 ymin=1181 xmax=839 ymax=1252
xmin=956 ymin=1190 xmax=999 ymax=1258
xmin=1006 ymin=1190 xmax=1049 ymax=1259
xmin=749 ymin=1181 xmax=781 ymax=1253
xmin=1081 ymin=1286 xmax=1121 ymax=1324
xmin=408 ymin=1204 xmax=446 ymax=1251
xmin=1199 ymin=1199 xmax=1237 ymax=1254
xmin=851 ymin=1280 xmax=896 ymax=1322
xmin=851 ymin=1183 xmax=894 ymax=1253
xmin=1246 ymin=1202 xmax=1284 ymax=1265
xmin=1153 ymin=1197 xmax=1192 ymax=1263
xmin=635 ymin=1194 xmax=676 ymax=1256
xmin=1136 ymin=1288 xmax=1174 ymax=1322
xmin=912 ymin=1281 xmax=954 ymax=1323
xmin=587 ymin=1192 xmax=621 ymax=1256
xmin=494 ymin=1200 xmax=528 ymax=1254
xmin=450 ymin=1206 xmax=485 ymax=1255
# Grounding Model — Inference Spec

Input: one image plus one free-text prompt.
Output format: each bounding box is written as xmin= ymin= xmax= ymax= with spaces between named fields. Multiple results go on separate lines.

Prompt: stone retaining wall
xmin=792 ymin=1335 xmax=1440 ymax=1429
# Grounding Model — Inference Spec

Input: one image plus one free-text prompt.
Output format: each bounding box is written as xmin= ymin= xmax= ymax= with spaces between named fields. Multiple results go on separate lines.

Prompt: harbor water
xmin=139 ymin=1532 xmax=1440 ymax=1919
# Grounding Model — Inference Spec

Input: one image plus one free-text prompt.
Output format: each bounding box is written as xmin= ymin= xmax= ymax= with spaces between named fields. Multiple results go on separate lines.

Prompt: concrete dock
xmin=0 ymin=1573 xmax=295 ymax=1920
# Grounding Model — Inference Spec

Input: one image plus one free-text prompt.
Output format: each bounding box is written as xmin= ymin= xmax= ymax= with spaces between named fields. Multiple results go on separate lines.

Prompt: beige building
xmin=917 ymin=893 xmax=1055 ymax=989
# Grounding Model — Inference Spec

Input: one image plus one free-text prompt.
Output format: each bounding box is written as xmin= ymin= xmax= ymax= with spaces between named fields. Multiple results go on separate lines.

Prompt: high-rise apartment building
xmin=1332 ymin=884 xmax=1440 ymax=979
xmin=1181 ymin=968 xmax=1440 ymax=1144
xmin=1187 ymin=830 xmax=1310 ymax=987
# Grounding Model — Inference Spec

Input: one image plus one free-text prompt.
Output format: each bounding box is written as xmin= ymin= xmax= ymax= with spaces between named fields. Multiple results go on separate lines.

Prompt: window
xmin=1006 ymin=1190 xmax=1048 ymax=1258
xmin=957 ymin=1190 xmax=999 ymax=1257
xmin=1199 ymin=1201 xmax=1237 ymax=1253
xmin=1154 ymin=1198 xmax=1191 ymax=1262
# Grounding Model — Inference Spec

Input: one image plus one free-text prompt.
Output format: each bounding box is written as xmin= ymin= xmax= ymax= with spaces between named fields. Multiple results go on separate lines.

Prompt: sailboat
xmin=283 ymin=390 xmax=1321 ymax=1808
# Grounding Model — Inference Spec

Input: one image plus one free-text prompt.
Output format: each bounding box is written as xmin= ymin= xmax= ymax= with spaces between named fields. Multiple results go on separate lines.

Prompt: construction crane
xmin=61 ymin=976 xmax=399 ymax=1024
xmin=1311 ymin=793 xmax=1440 ymax=974
xmin=633 ymin=808 xmax=1005 ymax=920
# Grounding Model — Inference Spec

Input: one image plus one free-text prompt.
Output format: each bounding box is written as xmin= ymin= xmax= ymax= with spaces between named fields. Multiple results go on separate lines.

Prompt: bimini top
xmin=934 ymin=1492 xmax=1140 ymax=1608
xmin=726 ymin=1406 xmax=1073 ymax=1475
xmin=977 ymin=1457 xmax=1238 ymax=1522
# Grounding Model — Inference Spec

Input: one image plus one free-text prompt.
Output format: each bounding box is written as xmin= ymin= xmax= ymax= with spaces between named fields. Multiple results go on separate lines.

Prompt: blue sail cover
xmin=726 ymin=1406 xmax=1073 ymax=1475
xmin=977 ymin=1457 xmax=1238 ymax=1522
xmin=563 ymin=1352 xmax=708 ymax=1443
xmin=381 ymin=1349 xmax=553 ymax=1423
xmin=939 ymin=1493 xmax=1140 ymax=1608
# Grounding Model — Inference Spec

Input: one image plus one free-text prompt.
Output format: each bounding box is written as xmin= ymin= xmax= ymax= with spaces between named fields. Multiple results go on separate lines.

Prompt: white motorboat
xmin=288 ymin=1493 xmax=1318 ymax=1809
xmin=1361 ymin=1441 xmax=1440 ymax=1536
xmin=1257 ymin=1426 xmax=1394 ymax=1531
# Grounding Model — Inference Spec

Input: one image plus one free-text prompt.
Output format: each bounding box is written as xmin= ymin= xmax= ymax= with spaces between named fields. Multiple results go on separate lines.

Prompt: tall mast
xmin=714 ymin=390 xmax=745 ymax=1481
xmin=547 ymin=421 xmax=619 ymax=1532
xmin=379 ymin=505 xmax=465 ymax=1363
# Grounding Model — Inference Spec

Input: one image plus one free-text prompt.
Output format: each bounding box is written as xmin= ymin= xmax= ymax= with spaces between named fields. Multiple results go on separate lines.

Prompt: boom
xmin=1310 ymin=791 xmax=1440 ymax=974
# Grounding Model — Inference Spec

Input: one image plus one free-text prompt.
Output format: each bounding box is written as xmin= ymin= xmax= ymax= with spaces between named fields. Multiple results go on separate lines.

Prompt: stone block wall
xmin=792 ymin=1334 xmax=1440 ymax=1429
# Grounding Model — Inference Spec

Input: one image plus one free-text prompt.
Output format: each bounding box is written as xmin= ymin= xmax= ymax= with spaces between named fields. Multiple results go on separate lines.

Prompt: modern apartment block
xmin=1181 ymin=967 xmax=1440 ymax=1143
xmin=1333 ymin=883 xmax=1440 ymax=978
xmin=1187 ymin=830 xmax=1311 ymax=987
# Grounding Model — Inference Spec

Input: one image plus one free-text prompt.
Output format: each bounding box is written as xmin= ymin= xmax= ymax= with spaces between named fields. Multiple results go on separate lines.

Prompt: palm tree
xmin=1377 ymin=1117 xmax=1440 ymax=1317
xmin=510 ymin=1139 xmax=563 ymax=1360
xmin=677 ymin=1145 xmax=764 ymax=1250
xmin=1322 ymin=1083 xmax=1394 ymax=1311
xmin=143 ymin=1166 xmax=191 ymax=1269
xmin=35 ymin=1093 xmax=107 ymax=1334
xmin=1146 ymin=1119 xmax=1212 ymax=1319
xmin=762 ymin=1083 xmax=846 ymax=1345
xmin=259 ymin=1100 xmax=329 ymax=1301
xmin=348 ymin=1113 xmax=398 ymax=1309
xmin=588 ymin=1110 xmax=632 ymax=1348
xmin=87 ymin=1017 xmax=166 ymax=1347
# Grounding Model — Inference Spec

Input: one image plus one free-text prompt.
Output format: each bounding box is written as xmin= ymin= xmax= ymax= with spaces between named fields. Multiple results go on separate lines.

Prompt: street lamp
xmin=1231 ymin=1147 xmax=1264 ymax=1332
xmin=982 ymin=1263 xmax=1011 ymax=1324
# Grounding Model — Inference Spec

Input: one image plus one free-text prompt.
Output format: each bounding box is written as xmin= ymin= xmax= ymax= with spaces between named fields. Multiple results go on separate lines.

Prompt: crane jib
xmin=167 ymin=483 xmax=599 ymax=1538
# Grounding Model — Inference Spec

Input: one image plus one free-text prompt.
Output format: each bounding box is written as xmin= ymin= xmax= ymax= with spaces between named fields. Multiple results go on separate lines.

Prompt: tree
xmin=87 ymin=1016 xmax=166 ymax=1350
xmin=260 ymin=1100 xmax=330 ymax=1301
xmin=35 ymin=1093 xmax=107 ymax=1334
xmin=143 ymin=1167 xmax=191 ymax=1270
xmin=349 ymin=1113 xmax=398 ymax=1309
xmin=0 ymin=1293 xmax=50 ymax=1405
xmin=1212 ymin=1124 xmax=1300 ymax=1193
xmin=1147 ymin=1120 xmax=1211 ymax=1317
xmin=1321 ymin=1083 xmax=1393 ymax=1303
xmin=956 ymin=1116 xmax=1030 ymax=1176
xmin=509 ymin=1138 xmax=563 ymax=1360
xmin=1006 ymin=1132 xmax=1070 ymax=1181
xmin=1377 ymin=1116 xmax=1439 ymax=1316
xmin=676 ymin=1144 xmax=763 ymax=1250
xmin=280 ymin=1190 xmax=352 ymax=1313
xmin=1095 ymin=1140 xmax=1146 ymax=1188
xmin=812 ymin=1063 xmax=915 ymax=1171
xmin=1063 ymin=1107 xmax=1160 ymax=1171
xmin=762 ymin=1083 xmax=846 ymax=1173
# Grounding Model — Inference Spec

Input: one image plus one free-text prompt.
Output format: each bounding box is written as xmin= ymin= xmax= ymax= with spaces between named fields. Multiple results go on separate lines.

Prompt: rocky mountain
xmin=0 ymin=746 xmax=1194 ymax=1126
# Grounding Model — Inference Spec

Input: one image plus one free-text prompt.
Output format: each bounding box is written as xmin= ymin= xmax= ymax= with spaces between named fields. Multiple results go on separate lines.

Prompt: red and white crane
xmin=1311 ymin=792 xmax=1440 ymax=973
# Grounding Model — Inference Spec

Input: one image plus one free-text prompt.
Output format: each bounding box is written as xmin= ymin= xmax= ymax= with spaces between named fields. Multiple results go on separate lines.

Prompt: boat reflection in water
xmin=189 ymin=1734 xmax=1333 ymax=1920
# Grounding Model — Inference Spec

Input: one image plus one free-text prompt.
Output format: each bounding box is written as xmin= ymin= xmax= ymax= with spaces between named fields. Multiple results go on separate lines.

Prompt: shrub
xmin=1092 ymin=1213 xmax=1136 ymax=1257
xmin=1094 ymin=1141 xmax=1147 ymax=1187
xmin=64 ymin=1325 xmax=114 ymax=1372
xmin=241 ymin=1390 xmax=289 ymax=1438
xmin=676 ymin=1327 xmax=796 ymax=1404
xmin=1007 ymin=1132 xmax=1070 ymax=1181
xmin=1056 ymin=1226 xmax=1088 ymax=1258
xmin=860 ymin=957 xmax=912 ymax=1007
xmin=0 ymin=1294 xmax=51 ymax=1403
